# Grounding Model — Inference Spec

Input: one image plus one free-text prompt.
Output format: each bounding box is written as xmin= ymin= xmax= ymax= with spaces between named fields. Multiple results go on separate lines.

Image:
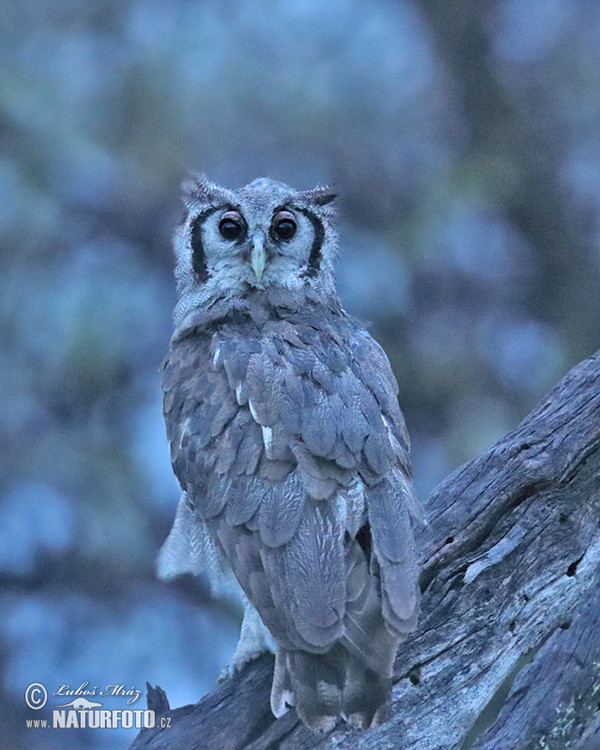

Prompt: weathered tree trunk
xmin=130 ymin=349 xmax=600 ymax=750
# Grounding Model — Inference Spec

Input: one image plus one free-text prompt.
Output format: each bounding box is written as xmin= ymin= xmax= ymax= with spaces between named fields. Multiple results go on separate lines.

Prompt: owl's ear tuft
xmin=182 ymin=173 xmax=229 ymax=208
xmin=304 ymin=186 xmax=337 ymax=208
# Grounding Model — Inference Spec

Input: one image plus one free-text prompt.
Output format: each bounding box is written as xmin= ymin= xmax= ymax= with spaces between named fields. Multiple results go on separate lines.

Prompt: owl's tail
xmin=270 ymin=554 xmax=405 ymax=732
xmin=271 ymin=644 xmax=393 ymax=732
xmin=270 ymin=527 xmax=418 ymax=732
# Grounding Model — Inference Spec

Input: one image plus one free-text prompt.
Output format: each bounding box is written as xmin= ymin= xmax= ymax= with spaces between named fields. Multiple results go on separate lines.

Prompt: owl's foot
xmin=218 ymin=600 xmax=277 ymax=682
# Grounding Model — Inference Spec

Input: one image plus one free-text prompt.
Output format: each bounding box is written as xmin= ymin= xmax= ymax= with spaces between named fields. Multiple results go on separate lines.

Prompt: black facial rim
xmin=190 ymin=204 xmax=244 ymax=283
xmin=189 ymin=208 xmax=217 ymax=283
xmin=294 ymin=206 xmax=326 ymax=278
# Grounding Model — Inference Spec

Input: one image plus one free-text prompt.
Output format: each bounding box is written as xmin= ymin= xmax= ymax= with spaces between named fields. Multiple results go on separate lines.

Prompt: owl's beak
xmin=250 ymin=234 xmax=267 ymax=281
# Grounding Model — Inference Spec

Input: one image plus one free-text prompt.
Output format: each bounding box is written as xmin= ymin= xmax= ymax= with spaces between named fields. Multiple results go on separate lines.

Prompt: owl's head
xmin=172 ymin=176 xmax=338 ymax=325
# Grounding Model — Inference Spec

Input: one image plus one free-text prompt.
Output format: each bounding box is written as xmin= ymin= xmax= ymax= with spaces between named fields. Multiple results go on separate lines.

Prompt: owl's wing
xmin=162 ymin=317 xmax=420 ymax=657
xmin=344 ymin=328 xmax=423 ymax=635
xmin=162 ymin=331 xmax=347 ymax=651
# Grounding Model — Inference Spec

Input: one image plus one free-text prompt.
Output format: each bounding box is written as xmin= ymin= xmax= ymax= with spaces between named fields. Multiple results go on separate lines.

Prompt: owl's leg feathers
xmin=221 ymin=596 xmax=277 ymax=680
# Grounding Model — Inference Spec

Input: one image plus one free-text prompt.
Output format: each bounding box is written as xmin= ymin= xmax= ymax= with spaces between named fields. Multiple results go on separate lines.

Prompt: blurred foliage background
xmin=1 ymin=1 xmax=599 ymax=747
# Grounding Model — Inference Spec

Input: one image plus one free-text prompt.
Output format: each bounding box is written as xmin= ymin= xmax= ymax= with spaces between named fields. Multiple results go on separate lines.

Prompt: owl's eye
xmin=219 ymin=211 xmax=244 ymax=241
xmin=273 ymin=211 xmax=297 ymax=241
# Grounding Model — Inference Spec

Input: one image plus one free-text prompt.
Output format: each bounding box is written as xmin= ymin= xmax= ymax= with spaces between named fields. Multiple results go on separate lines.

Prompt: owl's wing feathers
xmin=162 ymin=313 xmax=420 ymax=660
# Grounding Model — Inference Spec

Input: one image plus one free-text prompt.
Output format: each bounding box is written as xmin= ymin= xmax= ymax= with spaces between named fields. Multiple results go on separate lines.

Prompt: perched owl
xmin=158 ymin=176 xmax=421 ymax=732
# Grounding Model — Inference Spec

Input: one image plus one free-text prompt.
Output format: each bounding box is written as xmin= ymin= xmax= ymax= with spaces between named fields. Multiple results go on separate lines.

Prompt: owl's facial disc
xmin=186 ymin=198 xmax=331 ymax=296
xmin=173 ymin=177 xmax=338 ymax=326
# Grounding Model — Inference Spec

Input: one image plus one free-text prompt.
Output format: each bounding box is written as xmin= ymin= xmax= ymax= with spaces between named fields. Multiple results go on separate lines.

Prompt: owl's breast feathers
xmin=162 ymin=291 xmax=421 ymax=728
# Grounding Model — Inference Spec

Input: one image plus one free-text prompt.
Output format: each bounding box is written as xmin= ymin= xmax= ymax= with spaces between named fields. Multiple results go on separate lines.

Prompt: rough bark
xmin=130 ymin=348 xmax=600 ymax=750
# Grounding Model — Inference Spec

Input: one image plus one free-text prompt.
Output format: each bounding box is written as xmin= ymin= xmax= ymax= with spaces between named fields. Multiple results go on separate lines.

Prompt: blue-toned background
xmin=2 ymin=1 xmax=600 ymax=747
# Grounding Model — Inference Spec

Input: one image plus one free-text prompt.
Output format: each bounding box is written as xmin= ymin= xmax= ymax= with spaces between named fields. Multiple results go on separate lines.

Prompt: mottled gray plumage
xmin=159 ymin=175 xmax=421 ymax=731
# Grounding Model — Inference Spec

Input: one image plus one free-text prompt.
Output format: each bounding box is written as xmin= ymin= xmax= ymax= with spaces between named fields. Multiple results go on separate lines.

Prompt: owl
xmin=158 ymin=175 xmax=421 ymax=732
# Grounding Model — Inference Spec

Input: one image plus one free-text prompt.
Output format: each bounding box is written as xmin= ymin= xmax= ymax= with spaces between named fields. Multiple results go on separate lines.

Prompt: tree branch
xmin=130 ymin=349 xmax=600 ymax=750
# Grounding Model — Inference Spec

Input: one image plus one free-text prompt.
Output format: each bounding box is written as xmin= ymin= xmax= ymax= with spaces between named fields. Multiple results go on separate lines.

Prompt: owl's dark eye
xmin=273 ymin=211 xmax=297 ymax=241
xmin=219 ymin=211 xmax=244 ymax=241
